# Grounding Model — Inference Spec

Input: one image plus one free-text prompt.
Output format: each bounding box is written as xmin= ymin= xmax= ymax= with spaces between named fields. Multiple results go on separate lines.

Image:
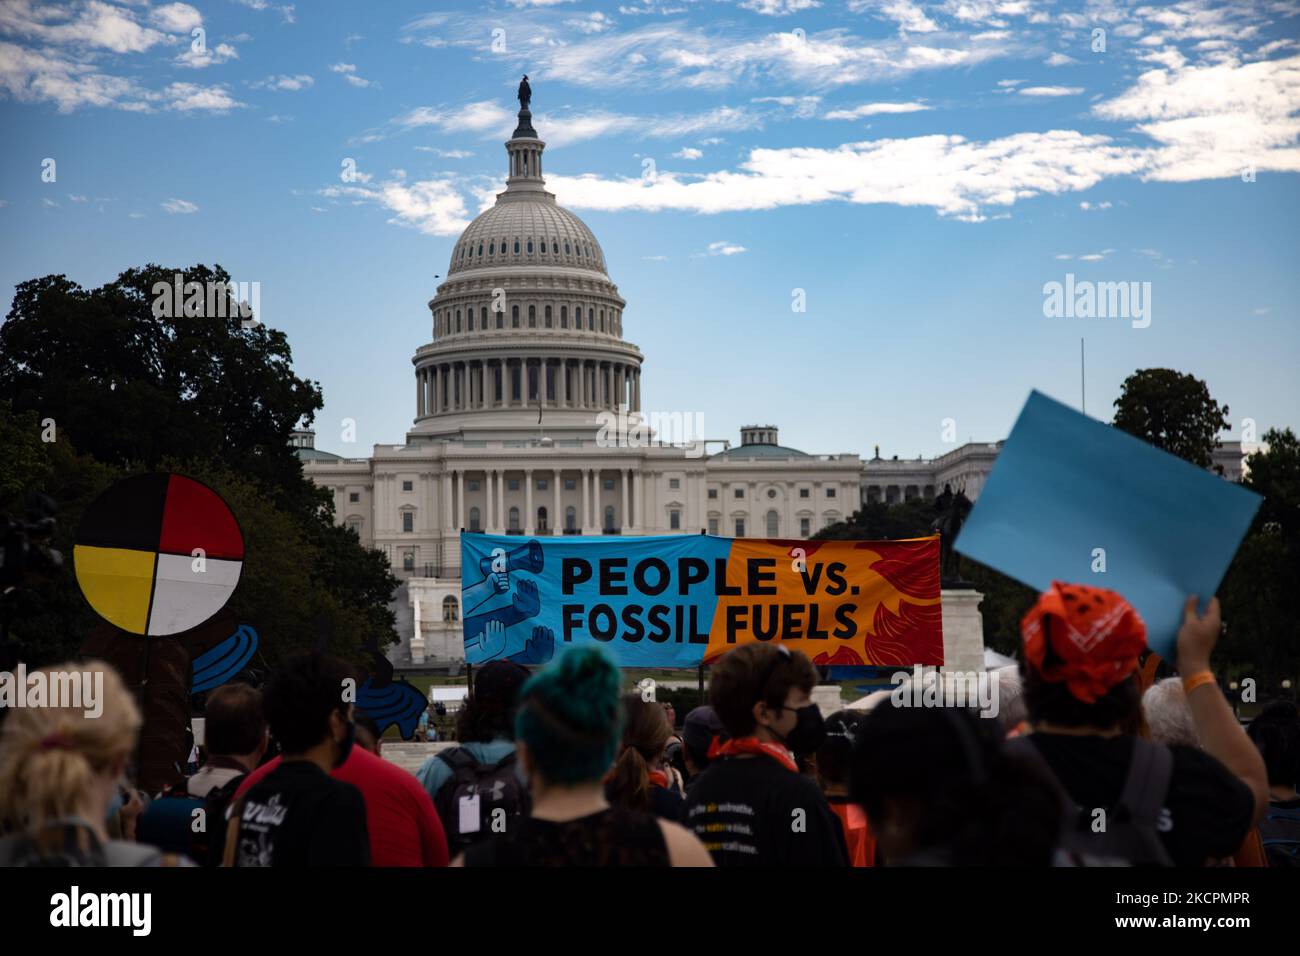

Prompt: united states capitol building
xmin=295 ymin=91 xmax=1245 ymax=671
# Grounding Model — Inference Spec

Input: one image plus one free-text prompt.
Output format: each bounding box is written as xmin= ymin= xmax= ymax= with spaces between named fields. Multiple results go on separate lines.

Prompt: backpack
xmin=1006 ymin=735 xmax=1174 ymax=866
xmin=1257 ymin=804 xmax=1300 ymax=867
xmin=433 ymin=747 xmax=530 ymax=853
xmin=136 ymin=774 xmax=245 ymax=866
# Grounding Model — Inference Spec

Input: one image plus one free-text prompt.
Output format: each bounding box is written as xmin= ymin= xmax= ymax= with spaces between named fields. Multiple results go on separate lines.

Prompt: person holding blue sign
xmin=1009 ymin=583 xmax=1269 ymax=866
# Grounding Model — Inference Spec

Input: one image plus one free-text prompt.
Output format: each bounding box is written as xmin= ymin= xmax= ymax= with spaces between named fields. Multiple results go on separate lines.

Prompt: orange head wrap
xmin=1021 ymin=581 xmax=1148 ymax=704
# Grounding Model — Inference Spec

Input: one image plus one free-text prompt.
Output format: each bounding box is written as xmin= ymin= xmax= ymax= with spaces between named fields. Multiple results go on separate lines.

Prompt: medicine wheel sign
xmin=74 ymin=473 xmax=244 ymax=637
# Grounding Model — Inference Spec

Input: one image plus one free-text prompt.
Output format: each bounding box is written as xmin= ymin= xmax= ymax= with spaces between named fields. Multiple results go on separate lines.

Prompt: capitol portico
xmin=295 ymin=88 xmax=1246 ymax=671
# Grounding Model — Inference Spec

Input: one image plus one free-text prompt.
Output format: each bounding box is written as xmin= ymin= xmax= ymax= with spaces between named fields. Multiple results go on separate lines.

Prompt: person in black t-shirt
xmin=225 ymin=652 xmax=370 ymax=867
xmin=681 ymin=644 xmax=848 ymax=866
xmin=1016 ymin=582 xmax=1268 ymax=866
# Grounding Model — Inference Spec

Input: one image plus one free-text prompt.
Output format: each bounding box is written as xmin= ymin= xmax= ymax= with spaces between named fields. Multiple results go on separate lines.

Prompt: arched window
xmin=477 ymin=242 xmax=483 ymax=256
xmin=565 ymin=240 xmax=571 ymax=255
xmin=560 ymin=305 xmax=568 ymax=328
xmin=512 ymin=304 xmax=520 ymax=328
xmin=514 ymin=239 xmax=520 ymax=254
xmin=481 ymin=306 xmax=488 ymax=328
xmin=604 ymin=505 xmax=615 ymax=531
xmin=588 ymin=308 xmax=594 ymax=330
xmin=766 ymin=510 xmax=779 ymax=537
xmin=455 ymin=309 xmax=461 ymax=332
xmin=565 ymin=505 xmax=576 ymax=531
xmin=537 ymin=506 xmax=548 ymax=531
xmin=526 ymin=239 xmax=533 ymax=254
xmin=528 ymin=305 xmax=536 ymax=328
xmin=599 ymin=309 xmax=604 ymax=332
xmin=496 ymin=308 xmax=504 ymax=330
xmin=509 ymin=506 xmax=520 ymax=531
xmin=544 ymin=305 xmax=552 ymax=327
xmin=469 ymin=506 xmax=481 ymax=532
xmin=489 ymin=241 xmax=494 ymax=255
xmin=443 ymin=595 xmax=459 ymax=623
xmin=540 ymin=240 xmax=547 ymax=254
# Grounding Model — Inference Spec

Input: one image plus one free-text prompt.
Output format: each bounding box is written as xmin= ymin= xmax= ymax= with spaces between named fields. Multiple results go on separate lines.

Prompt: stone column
xmin=636 ymin=471 xmax=645 ymax=529
xmin=412 ymin=596 xmax=424 ymax=665
xmin=581 ymin=467 xmax=590 ymax=534
xmin=497 ymin=469 xmax=505 ymax=531
xmin=525 ymin=469 xmax=534 ymax=534
xmin=620 ymin=468 xmax=629 ymax=532
xmin=559 ymin=359 xmax=568 ymax=407
xmin=456 ymin=470 xmax=465 ymax=530
xmin=441 ymin=471 xmax=452 ymax=527
xmin=485 ymin=471 xmax=495 ymax=531
xmin=416 ymin=369 xmax=424 ymax=416
xmin=553 ymin=470 xmax=561 ymax=534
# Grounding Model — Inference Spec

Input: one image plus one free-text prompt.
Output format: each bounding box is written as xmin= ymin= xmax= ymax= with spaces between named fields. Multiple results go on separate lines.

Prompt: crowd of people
xmin=0 ymin=581 xmax=1296 ymax=867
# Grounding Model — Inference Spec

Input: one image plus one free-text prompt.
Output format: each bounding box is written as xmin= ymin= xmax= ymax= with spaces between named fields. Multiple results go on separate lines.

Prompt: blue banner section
xmin=460 ymin=533 xmax=732 ymax=668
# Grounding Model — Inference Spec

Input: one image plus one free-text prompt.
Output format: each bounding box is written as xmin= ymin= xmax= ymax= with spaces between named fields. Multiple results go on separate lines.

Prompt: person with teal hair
xmin=454 ymin=646 xmax=713 ymax=867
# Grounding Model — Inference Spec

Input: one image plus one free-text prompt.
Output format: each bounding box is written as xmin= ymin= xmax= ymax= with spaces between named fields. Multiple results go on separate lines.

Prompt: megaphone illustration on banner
xmin=478 ymin=539 xmax=544 ymax=577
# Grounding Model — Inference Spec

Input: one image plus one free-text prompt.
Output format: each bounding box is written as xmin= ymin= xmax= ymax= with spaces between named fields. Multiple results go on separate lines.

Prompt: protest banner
xmin=460 ymin=533 xmax=943 ymax=668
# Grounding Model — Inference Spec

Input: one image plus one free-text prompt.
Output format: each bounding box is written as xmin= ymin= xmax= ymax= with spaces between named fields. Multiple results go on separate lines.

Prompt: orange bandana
xmin=1021 ymin=581 xmax=1148 ymax=704
xmin=709 ymin=736 xmax=799 ymax=773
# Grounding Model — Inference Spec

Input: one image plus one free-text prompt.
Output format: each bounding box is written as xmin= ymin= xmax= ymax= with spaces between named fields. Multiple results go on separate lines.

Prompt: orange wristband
xmin=1182 ymin=671 xmax=1217 ymax=695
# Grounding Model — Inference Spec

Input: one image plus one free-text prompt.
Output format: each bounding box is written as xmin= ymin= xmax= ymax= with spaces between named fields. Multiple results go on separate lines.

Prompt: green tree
xmin=1112 ymin=368 xmax=1230 ymax=469
xmin=0 ymin=265 xmax=323 ymax=505
xmin=0 ymin=267 xmax=399 ymax=668
xmin=1218 ymin=429 xmax=1300 ymax=688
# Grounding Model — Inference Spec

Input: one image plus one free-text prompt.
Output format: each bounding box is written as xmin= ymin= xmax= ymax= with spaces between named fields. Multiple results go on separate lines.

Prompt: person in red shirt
xmin=237 ymin=730 xmax=448 ymax=867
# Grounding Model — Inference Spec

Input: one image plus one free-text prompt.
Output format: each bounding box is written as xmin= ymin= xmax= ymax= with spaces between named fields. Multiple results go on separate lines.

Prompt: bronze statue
xmin=518 ymin=75 xmax=531 ymax=110
xmin=931 ymin=483 xmax=973 ymax=588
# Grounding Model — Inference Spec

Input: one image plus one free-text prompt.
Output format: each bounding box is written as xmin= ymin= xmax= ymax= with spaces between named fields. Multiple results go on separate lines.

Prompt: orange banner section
xmin=703 ymin=536 xmax=943 ymax=666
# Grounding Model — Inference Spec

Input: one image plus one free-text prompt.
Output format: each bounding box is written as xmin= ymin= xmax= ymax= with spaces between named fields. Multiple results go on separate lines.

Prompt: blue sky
xmin=2 ymin=0 xmax=1298 ymax=460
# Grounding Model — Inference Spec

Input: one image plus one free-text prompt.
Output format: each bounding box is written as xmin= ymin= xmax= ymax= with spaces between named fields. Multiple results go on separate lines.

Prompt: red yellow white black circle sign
xmin=73 ymin=473 xmax=244 ymax=637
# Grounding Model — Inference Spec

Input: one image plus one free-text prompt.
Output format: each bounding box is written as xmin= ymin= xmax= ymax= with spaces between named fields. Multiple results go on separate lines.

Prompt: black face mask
xmin=778 ymin=704 xmax=826 ymax=756
xmin=333 ymin=718 xmax=356 ymax=769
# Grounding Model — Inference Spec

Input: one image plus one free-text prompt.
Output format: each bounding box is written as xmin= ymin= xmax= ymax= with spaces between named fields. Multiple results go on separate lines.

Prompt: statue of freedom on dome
xmin=518 ymin=75 xmax=532 ymax=110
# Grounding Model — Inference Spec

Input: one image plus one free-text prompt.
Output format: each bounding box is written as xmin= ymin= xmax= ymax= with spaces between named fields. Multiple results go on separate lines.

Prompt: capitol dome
xmin=408 ymin=87 xmax=643 ymax=443
xmin=448 ymin=199 xmax=608 ymax=276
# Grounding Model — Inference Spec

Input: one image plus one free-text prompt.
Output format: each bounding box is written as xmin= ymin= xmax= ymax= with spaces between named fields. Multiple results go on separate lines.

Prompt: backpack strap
xmin=1117 ymin=738 xmax=1173 ymax=827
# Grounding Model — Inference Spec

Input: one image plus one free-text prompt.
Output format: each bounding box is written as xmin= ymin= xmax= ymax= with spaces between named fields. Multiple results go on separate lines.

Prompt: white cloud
xmin=254 ymin=73 xmax=313 ymax=91
xmin=823 ymin=101 xmax=930 ymax=119
xmin=537 ymin=128 xmax=1146 ymax=221
xmin=739 ymin=0 xmax=822 ymax=14
xmin=849 ymin=0 xmax=940 ymax=33
xmin=1044 ymin=52 xmax=1077 ymax=66
xmin=1079 ymin=200 xmax=1112 ymax=210
xmin=0 ymin=0 xmax=168 ymax=54
xmin=320 ymin=177 xmax=471 ymax=236
xmin=415 ymin=147 xmax=475 ymax=158
xmin=566 ymin=11 xmax=614 ymax=33
xmin=150 ymin=3 xmax=203 ymax=33
xmin=1094 ymin=54 xmax=1300 ymax=181
xmin=674 ymin=147 xmax=703 ymax=159
xmin=174 ymin=42 xmax=238 ymax=69
xmin=331 ymin=62 xmax=374 ymax=88
xmin=1019 ymin=85 xmax=1084 ymax=96
xmin=699 ymin=240 xmax=748 ymax=256
xmin=384 ymin=101 xmax=761 ymax=149
xmin=162 ymin=198 xmax=199 ymax=214
xmin=1077 ymin=248 xmax=1115 ymax=261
